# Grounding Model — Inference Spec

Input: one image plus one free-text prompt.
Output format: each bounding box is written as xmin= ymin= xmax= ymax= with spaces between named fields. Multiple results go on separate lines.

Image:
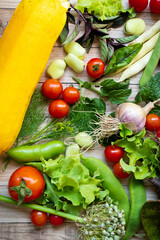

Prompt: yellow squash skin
xmin=0 ymin=0 xmax=69 ymax=155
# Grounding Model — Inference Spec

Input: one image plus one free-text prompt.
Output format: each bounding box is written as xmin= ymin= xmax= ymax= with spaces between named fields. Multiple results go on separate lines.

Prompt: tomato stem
xmin=0 ymin=195 xmax=84 ymax=223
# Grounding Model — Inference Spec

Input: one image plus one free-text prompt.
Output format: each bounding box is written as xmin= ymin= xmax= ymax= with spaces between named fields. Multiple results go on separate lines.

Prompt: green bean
xmin=7 ymin=140 xmax=65 ymax=162
xmin=139 ymin=33 xmax=160 ymax=88
xmin=122 ymin=175 xmax=146 ymax=240
xmin=81 ymin=155 xmax=130 ymax=222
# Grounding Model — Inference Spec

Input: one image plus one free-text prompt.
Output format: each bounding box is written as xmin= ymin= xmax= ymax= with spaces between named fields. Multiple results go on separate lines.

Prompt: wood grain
xmin=0 ymin=0 xmax=160 ymax=239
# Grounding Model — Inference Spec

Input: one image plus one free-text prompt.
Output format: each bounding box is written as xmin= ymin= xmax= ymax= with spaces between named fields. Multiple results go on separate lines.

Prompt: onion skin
xmin=115 ymin=103 xmax=146 ymax=132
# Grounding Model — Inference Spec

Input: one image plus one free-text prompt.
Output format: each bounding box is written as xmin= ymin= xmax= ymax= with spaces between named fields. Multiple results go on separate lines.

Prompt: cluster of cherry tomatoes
xmin=104 ymin=145 xmax=130 ymax=179
xmin=41 ymin=79 xmax=80 ymax=118
xmin=31 ymin=210 xmax=65 ymax=227
xmin=129 ymin=0 xmax=160 ymax=14
xmin=8 ymin=166 xmax=65 ymax=227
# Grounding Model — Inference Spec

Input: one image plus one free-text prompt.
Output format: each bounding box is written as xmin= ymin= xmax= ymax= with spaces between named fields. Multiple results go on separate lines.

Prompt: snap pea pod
xmin=122 ymin=175 xmax=146 ymax=240
xmin=81 ymin=155 xmax=130 ymax=222
xmin=7 ymin=140 xmax=65 ymax=162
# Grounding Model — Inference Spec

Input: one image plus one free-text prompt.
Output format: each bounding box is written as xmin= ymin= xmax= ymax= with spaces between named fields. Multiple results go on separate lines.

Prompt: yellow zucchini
xmin=0 ymin=0 xmax=69 ymax=155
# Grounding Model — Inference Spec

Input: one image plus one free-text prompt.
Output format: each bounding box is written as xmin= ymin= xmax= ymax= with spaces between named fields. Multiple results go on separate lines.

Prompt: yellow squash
xmin=0 ymin=0 xmax=69 ymax=155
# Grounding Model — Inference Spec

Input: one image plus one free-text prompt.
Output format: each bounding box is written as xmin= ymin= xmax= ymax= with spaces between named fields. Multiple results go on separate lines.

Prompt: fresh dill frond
xmin=17 ymin=87 xmax=48 ymax=143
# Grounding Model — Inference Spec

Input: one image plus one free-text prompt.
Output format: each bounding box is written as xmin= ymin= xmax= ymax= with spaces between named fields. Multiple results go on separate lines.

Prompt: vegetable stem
xmin=0 ymin=195 xmax=84 ymax=223
xmin=73 ymin=77 xmax=101 ymax=96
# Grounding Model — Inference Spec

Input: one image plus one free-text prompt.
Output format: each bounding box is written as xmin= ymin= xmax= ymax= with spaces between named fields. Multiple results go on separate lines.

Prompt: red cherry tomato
xmin=41 ymin=79 xmax=63 ymax=99
xmin=129 ymin=0 xmax=148 ymax=12
xmin=31 ymin=210 xmax=48 ymax=227
xmin=49 ymin=214 xmax=65 ymax=226
xmin=8 ymin=166 xmax=45 ymax=202
xmin=86 ymin=58 xmax=105 ymax=79
xmin=145 ymin=113 xmax=160 ymax=131
xmin=150 ymin=0 xmax=160 ymax=13
xmin=113 ymin=162 xmax=130 ymax=179
xmin=62 ymin=87 xmax=80 ymax=105
xmin=49 ymin=99 xmax=69 ymax=118
xmin=104 ymin=145 xmax=124 ymax=163
xmin=156 ymin=128 xmax=160 ymax=138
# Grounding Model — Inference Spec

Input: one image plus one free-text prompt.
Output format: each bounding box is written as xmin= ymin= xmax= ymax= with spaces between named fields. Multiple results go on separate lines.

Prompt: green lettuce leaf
xmin=114 ymin=124 xmax=159 ymax=179
xmin=75 ymin=0 xmax=125 ymax=21
xmin=38 ymin=150 xmax=104 ymax=209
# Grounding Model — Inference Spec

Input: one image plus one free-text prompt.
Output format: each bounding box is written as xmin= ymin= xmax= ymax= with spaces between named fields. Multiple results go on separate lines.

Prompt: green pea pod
xmin=7 ymin=140 xmax=65 ymax=162
xmin=122 ymin=175 xmax=146 ymax=240
xmin=81 ymin=155 xmax=130 ymax=222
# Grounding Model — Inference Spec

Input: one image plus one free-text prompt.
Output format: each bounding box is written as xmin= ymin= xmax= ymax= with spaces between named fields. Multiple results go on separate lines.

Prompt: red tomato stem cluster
xmin=41 ymin=79 xmax=80 ymax=118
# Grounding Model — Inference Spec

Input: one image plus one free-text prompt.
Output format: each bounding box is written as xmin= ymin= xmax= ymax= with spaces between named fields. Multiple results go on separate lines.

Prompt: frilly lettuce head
xmin=75 ymin=0 xmax=126 ymax=21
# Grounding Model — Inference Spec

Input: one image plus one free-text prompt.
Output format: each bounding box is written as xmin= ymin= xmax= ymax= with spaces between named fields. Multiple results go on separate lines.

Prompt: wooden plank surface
xmin=0 ymin=0 xmax=160 ymax=239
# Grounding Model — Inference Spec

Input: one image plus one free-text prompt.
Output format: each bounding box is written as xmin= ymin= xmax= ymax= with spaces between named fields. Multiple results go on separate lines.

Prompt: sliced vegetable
xmin=122 ymin=175 xmax=146 ymax=240
xmin=139 ymin=33 xmax=160 ymax=88
xmin=124 ymin=18 xmax=146 ymax=35
xmin=129 ymin=20 xmax=160 ymax=45
xmin=47 ymin=59 xmax=66 ymax=79
xmin=64 ymin=41 xmax=85 ymax=59
xmin=141 ymin=201 xmax=160 ymax=240
xmin=64 ymin=53 xmax=85 ymax=73
xmin=41 ymin=79 xmax=63 ymax=99
xmin=118 ymin=50 xmax=153 ymax=82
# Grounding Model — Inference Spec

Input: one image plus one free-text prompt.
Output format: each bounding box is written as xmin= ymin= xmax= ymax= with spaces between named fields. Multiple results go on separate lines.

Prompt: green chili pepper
xmin=81 ymin=155 xmax=130 ymax=222
xmin=7 ymin=140 xmax=65 ymax=162
xmin=122 ymin=175 xmax=146 ymax=240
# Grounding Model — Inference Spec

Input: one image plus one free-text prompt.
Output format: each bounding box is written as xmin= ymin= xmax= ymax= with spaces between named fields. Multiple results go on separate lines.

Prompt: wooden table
xmin=0 ymin=0 xmax=159 ymax=239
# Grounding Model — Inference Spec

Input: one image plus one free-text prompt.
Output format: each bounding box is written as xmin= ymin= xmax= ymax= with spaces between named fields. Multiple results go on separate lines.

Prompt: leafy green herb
xmin=103 ymin=43 xmax=142 ymax=76
xmin=17 ymin=88 xmax=48 ymax=143
xmin=59 ymin=4 xmax=136 ymax=54
xmin=68 ymin=96 xmax=106 ymax=133
xmin=135 ymin=72 xmax=160 ymax=103
xmin=73 ymin=77 xmax=132 ymax=105
xmin=114 ymin=124 xmax=160 ymax=180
